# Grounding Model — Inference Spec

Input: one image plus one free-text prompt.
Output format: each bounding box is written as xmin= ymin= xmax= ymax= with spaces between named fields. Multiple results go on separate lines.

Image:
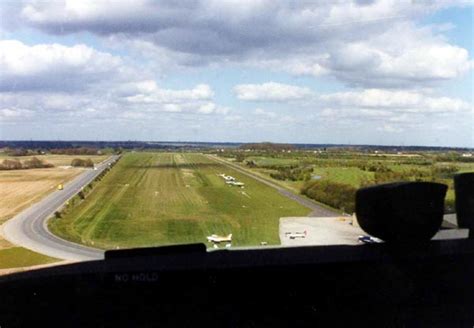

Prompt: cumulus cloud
xmin=119 ymin=82 xmax=225 ymax=115
xmin=0 ymin=107 xmax=34 ymax=121
xmin=0 ymin=38 xmax=228 ymax=121
xmin=376 ymin=124 xmax=404 ymax=134
xmin=123 ymin=81 xmax=214 ymax=104
xmin=255 ymin=108 xmax=277 ymax=119
xmin=234 ymin=82 xmax=313 ymax=102
xmin=317 ymin=88 xmax=473 ymax=135
xmin=326 ymin=22 xmax=473 ymax=87
xmin=0 ymin=83 xmax=224 ymax=120
xmin=0 ymin=40 xmax=124 ymax=91
xmin=2 ymin=1 xmax=471 ymax=88
xmin=0 ymin=1 xmax=472 ymax=145
xmin=320 ymin=89 xmax=472 ymax=114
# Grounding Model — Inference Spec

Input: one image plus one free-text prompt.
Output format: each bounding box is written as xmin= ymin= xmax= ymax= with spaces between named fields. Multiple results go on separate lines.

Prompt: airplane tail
xmin=228 ymin=234 xmax=233 ymax=239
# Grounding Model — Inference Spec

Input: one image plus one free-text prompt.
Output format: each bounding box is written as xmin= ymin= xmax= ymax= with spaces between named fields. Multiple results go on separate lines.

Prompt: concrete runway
xmin=2 ymin=155 xmax=120 ymax=261
xmin=280 ymin=217 xmax=365 ymax=246
xmin=280 ymin=215 xmax=469 ymax=247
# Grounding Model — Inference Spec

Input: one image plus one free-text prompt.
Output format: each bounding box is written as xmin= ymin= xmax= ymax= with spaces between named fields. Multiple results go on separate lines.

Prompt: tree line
xmin=51 ymin=147 xmax=100 ymax=155
xmin=301 ymin=180 xmax=356 ymax=214
xmin=269 ymin=166 xmax=313 ymax=181
xmin=239 ymin=142 xmax=295 ymax=151
xmin=0 ymin=157 xmax=53 ymax=170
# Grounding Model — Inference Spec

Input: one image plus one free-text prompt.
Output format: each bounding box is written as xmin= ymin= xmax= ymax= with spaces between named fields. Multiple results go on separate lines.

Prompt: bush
xmin=270 ymin=166 xmax=313 ymax=181
xmin=431 ymin=165 xmax=459 ymax=179
xmin=235 ymin=153 xmax=245 ymax=162
xmin=0 ymin=157 xmax=53 ymax=170
xmin=6 ymin=149 xmax=29 ymax=156
xmin=245 ymin=160 xmax=257 ymax=168
xmin=71 ymin=158 xmax=94 ymax=167
xmin=0 ymin=159 xmax=23 ymax=170
xmin=23 ymin=157 xmax=53 ymax=169
xmin=301 ymin=180 xmax=356 ymax=213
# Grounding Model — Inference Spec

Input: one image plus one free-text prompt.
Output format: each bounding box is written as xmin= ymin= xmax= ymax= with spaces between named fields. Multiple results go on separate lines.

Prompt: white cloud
xmin=317 ymin=88 xmax=473 ymax=136
xmin=234 ymin=82 xmax=313 ymax=102
xmin=0 ymin=80 xmax=227 ymax=131
xmin=0 ymin=1 xmax=472 ymax=146
xmin=255 ymin=108 xmax=277 ymax=119
xmin=326 ymin=22 xmax=473 ymax=87
xmin=3 ymin=1 xmax=471 ymax=88
xmin=377 ymin=124 xmax=404 ymax=133
xmin=0 ymin=40 xmax=123 ymax=91
xmin=198 ymin=102 xmax=216 ymax=114
xmin=320 ymin=89 xmax=472 ymax=114
xmin=0 ymin=107 xmax=34 ymax=121
xmin=124 ymin=82 xmax=213 ymax=104
xmin=224 ymin=115 xmax=242 ymax=122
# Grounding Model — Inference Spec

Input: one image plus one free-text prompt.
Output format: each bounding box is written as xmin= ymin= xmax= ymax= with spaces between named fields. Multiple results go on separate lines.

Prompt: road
xmin=2 ymin=155 xmax=120 ymax=261
xmin=207 ymin=155 xmax=339 ymax=217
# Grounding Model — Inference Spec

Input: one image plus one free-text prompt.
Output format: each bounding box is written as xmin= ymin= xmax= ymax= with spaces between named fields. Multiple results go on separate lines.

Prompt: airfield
xmin=49 ymin=152 xmax=314 ymax=250
xmin=3 ymin=145 xmax=472 ymax=267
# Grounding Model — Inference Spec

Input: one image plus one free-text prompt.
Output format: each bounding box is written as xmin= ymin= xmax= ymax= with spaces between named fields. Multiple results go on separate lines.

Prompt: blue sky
xmin=0 ymin=1 xmax=472 ymax=147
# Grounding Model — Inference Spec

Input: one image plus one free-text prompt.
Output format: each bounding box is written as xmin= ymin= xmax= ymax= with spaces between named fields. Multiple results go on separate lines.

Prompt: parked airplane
xmin=207 ymin=234 xmax=233 ymax=243
xmin=226 ymin=181 xmax=245 ymax=187
xmin=285 ymin=231 xmax=307 ymax=239
xmin=218 ymin=174 xmax=235 ymax=181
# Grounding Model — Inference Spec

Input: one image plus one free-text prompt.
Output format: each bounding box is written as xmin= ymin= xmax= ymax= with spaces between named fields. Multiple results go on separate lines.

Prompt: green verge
xmin=49 ymin=152 xmax=310 ymax=249
xmin=0 ymin=247 xmax=59 ymax=269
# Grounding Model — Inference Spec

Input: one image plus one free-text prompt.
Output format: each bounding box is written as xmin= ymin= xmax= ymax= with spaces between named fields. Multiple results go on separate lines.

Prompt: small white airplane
xmin=285 ymin=231 xmax=307 ymax=239
xmin=218 ymin=174 xmax=236 ymax=181
xmin=226 ymin=181 xmax=245 ymax=187
xmin=207 ymin=233 xmax=233 ymax=243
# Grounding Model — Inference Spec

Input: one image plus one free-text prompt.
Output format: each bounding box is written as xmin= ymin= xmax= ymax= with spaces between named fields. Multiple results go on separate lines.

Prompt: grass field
xmin=311 ymin=167 xmax=374 ymax=187
xmin=230 ymin=151 xmax=474 ymax=215
xmin=0 ymin=247 xmax=58 ymax=269
xmin=49 ymin=152 xmax=310 ymax=249
xmin=245 ymin=156 xmax=299 ymax=167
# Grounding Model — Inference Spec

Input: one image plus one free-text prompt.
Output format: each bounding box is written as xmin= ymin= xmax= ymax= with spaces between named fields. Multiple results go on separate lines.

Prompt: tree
xmin=235 ymin=153 xmax=245 ymax=162
xmin=71 ymin=158 xmax=94 ymax=167
xmin=1 ymin=159 xmax=22 ymax=170
xmin=24 ymin=157 xmax=52 ymax=168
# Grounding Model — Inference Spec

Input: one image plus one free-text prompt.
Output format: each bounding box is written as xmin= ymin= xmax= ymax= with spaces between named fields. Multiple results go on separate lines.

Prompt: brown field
xmin=0 ymin=168 xmax=83 ymax=225
xmin=0 ymin=154 xmax=108 ymax=251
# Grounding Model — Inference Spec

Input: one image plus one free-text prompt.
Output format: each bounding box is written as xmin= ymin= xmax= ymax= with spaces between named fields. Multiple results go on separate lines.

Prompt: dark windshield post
xmin=455 ymin=173 xmax=474 ymax=238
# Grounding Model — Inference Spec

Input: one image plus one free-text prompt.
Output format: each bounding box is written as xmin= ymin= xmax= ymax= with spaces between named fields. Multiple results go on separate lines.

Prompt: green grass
xmin=311 ymin=167 xmax=373 ymax=187
xmin=0 ymin=247 xmax=59 ymax=269
xmin=49 ymin=152 xmax=310 ymax=249
xmin=246 ymin=156 xmax=299 ymax=166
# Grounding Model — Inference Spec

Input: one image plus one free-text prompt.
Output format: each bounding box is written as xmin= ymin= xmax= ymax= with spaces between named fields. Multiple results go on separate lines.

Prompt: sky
xmin=0 ymin=1 xmax=472 ymax=147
